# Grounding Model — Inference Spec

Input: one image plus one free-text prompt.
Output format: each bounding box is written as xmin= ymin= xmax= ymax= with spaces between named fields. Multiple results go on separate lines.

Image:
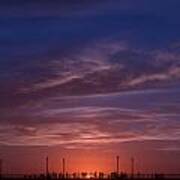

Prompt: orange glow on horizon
xmin=48 ymin=151 xmax=127 ymax=174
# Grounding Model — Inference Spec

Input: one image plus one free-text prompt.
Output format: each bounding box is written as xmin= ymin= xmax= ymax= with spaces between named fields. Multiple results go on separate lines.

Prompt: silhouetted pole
xmin=62 ymin=158 xmax=65 ymax=178
xmin=116 ymin=156 xmax=119 ymax=175
xmin=46 ymin=156 xmax=49 ymax=177
xmin=131 ymin=157 xmax=134 ymax=178
xmin=0 ymin=159 xmax=2 ymax=180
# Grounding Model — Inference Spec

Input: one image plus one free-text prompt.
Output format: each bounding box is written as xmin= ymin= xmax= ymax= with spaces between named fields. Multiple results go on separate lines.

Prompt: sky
xmin=0 ymin=0 xmax=180 ymax=174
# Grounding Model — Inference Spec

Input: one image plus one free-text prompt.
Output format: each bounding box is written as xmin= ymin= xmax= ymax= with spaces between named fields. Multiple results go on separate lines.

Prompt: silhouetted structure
xmin=0 ymin=159 xmax=2 ymax=180
xmin=1 ymin=172 xmax=180 ymax=180
xmin=131 ymin=157 xmax=134 ymax=178
xmin=0 ymin=156 xmax=180 ymax=180
xmin=116 ymin=156 xmax=119 ymax=175
xmin=62 ymin=158 xmax=65 ymax=178
xmin=46 ymin=157 xmax=49 ymax=178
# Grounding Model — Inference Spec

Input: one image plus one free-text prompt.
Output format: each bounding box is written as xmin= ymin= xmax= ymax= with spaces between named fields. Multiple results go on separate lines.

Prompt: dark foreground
xmin=1 ymin=174 xmax=180 ymax=180
xmin=1 ymin=178 xmax=180 ymax=180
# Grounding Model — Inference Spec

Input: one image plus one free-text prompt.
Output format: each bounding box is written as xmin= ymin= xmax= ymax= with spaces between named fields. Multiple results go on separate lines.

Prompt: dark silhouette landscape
xmin=0 ymin=157 xmax=180 ymax=180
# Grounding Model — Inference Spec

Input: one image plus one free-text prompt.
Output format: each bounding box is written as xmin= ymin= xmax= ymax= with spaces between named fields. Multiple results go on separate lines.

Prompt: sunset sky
xmin=0 ymin=0 xmax=180 ymax=174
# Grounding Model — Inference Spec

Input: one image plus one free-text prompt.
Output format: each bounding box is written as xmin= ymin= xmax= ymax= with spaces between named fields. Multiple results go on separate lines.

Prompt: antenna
xmin=0 ymin=159 xmax=2 ymax=179
xmin=46 ymin=156 xmax=49 ymax=177
xmin=62 ymin=158 xmax=65 ymax=177
xmin=131 ymin=157 xmax=134 ymax=178
xmin=116 ymin=156 xmax=119 ymax=175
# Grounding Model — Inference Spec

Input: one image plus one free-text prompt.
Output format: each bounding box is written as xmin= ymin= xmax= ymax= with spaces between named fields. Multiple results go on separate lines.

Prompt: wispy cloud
xmin=1 ymin=37 xmax=180 ymax=150
xmin=19 ymin=40 xmax=180 ymax=97
xmin=1 ymin=119 xmax=180 ymax=147
xmin=20 ymin=40 xmax=127 ymax=93
xmin=1 ymin=89 xmax=180 ymax=148
xmin=126 ymin=66 xmax=180 ymax=87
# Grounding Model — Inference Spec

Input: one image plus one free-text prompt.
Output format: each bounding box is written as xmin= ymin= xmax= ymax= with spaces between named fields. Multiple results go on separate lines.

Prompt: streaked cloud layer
xmin=1 ymin=89 xmax=180 ymax=149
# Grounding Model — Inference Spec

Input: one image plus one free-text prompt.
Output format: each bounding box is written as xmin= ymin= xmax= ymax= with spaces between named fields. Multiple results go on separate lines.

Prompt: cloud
xmin=31 ymin=75 xmax=81 ymax=91
xmin=21 ymin=40 xmax=125 ymax=93
xmin=1 ymin=38 xmax=180 ymax=149
xmin=158 ymin=146 xmax=180 ymax=152
xmin=1 ymin=118 xmax=179 ymax=147
xmin=1 ymin=93 xmax=180 ymax=148
xmin=125 ymin=66 xmax=180 ymax=87
xmin=18 ymin=40 xmax=180 ymax=97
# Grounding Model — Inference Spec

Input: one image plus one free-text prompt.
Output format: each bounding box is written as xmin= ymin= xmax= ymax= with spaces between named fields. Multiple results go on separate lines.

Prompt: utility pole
xmin=0 ymin=159 xmax=2 ymax=180
xmin=46 ymin=156 xmax=49 ymax=177
xmin=62 ymin=158 xmax=65 ymax=178
xmin=116 ymin=156 xmax=119 ymax=175
xmin=131 ymin=157 xmax=134 ymax=178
